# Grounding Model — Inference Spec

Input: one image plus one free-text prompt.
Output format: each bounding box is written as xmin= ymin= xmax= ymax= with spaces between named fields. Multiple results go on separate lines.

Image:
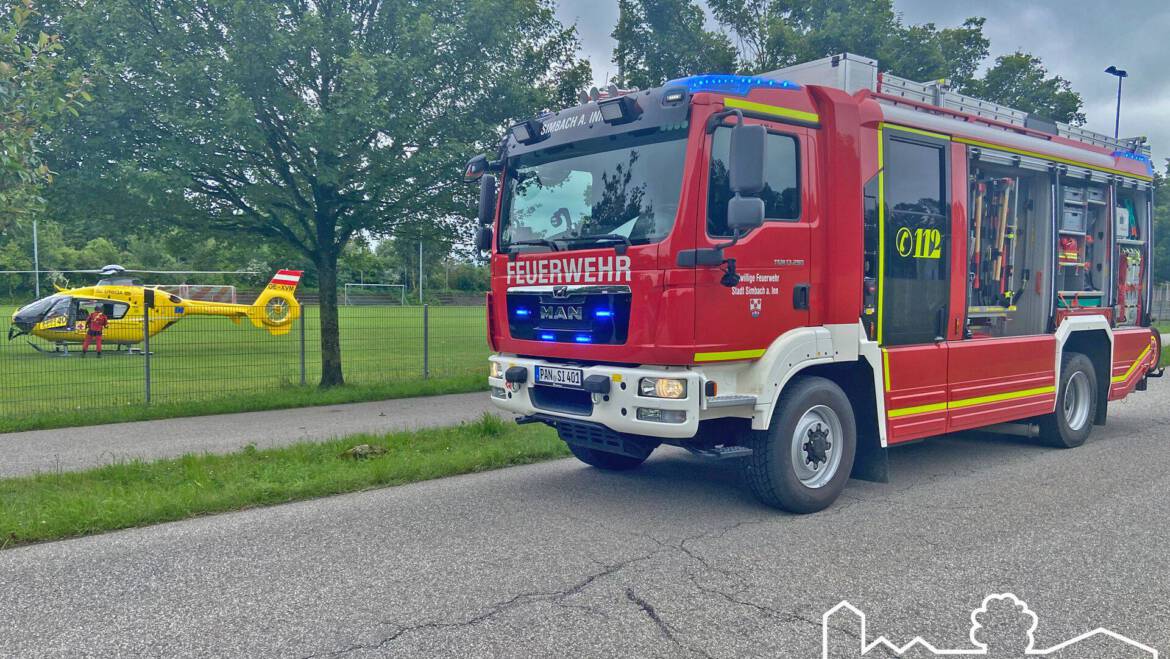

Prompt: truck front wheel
xmin=742 ymin=376 xmax=857 ymax=513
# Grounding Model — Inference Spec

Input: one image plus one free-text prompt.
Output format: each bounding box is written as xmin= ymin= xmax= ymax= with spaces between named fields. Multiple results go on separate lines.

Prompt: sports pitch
xmin=0 ymin=304 xmax=488 ymax=418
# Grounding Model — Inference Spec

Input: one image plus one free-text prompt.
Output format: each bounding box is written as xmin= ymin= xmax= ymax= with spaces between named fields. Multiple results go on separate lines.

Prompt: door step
xmin=686 ymin=445 xmax=754 ymax=460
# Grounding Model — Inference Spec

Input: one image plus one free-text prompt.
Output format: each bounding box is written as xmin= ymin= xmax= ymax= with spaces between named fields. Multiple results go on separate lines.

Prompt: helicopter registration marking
xmin=266 ymin=284 xmax=298 ymax=292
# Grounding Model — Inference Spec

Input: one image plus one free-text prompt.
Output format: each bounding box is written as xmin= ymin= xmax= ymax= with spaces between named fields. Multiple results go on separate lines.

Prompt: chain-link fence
xmin=1152 ymin=282 xmax=1170 ymax=323
xmin=0 ymin=299 xmax=486 ymax=419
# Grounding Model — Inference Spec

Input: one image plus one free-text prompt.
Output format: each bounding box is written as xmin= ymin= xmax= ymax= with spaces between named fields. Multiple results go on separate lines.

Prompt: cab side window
xmin=707 ymin=128 xmax=800 ymax=236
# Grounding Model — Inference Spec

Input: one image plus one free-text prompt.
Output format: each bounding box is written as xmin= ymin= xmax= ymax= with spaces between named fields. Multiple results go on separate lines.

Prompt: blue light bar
xmin=540 ymin=333 xmax=555 ymax=341
xmin=665 ymin=74 xmax=800 ymax=97
xmin=594 ymin=310 xmax=613 ymax=318
xmin=574 ymin=335 xmax=592 ymax=343
xmin=515 ymin=308 xmax=531 ymax=317
xmin=1112 ymin=150 xmax=1155 ymax=176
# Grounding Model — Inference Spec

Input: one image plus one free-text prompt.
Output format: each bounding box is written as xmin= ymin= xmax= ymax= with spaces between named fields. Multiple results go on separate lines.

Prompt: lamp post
xmin=1105 ymin=65 xmax=1128 ymax=140
xmin=32 ymin=218 xmax=40 ymax=299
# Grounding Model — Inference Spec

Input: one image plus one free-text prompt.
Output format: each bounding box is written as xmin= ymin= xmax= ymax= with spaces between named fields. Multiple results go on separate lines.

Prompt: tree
xmin=49 ymin=0 xmax=589 ymax=386
xmin=0 ymin=0 xmax=85 ymax=222
xmin=612 ymin=0 xmax=737 ymax=88
xmin=705 ymin=0 xmax=987 ymax=83
xmin=960 ymin=52 xmax=1085 ymax=125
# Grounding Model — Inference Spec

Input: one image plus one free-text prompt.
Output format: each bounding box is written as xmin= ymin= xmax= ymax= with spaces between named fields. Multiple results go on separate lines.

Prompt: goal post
xmin=343 ymin=283 xmax=407 ymax=306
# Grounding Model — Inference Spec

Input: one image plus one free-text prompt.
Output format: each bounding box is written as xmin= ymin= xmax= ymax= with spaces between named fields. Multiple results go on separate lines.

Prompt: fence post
xmin=143 ymin=303 xmax=151 ymax=404
xmin=299 ymin=304 xmax=307 ymax=386
xmin=423 ymin=303 xmax=430 ymax=379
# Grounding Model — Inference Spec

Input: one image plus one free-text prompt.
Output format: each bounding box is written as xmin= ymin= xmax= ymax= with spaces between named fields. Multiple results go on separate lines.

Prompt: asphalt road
xmin=2 ymin=386 xmax=1168 ymax=658
xmin=0 ymin=393 xmax=497 ymax=478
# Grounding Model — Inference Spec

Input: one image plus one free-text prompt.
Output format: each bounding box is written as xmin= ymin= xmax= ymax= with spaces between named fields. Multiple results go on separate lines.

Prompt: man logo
xmin=540 ymin=305 xmax=583 ymax=321
xmin=553 ymin=285 xmax=569 ymax=299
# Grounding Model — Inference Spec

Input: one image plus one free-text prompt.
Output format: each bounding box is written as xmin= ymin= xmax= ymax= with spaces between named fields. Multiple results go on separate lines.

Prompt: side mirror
xmin=729 ymin=123 xmax=766 ymax=195
xmin=477 ymin=174 xmax=497 ymax=226
xmin=464 ymin=154 xmax=488 ymax=181
xmin=727 ymin=195 xmax=765 ymax=233
xmin=475 ymin=226 xmax=493 ymax=252
xmin=726 ymin=122 xmax=767 ymax=234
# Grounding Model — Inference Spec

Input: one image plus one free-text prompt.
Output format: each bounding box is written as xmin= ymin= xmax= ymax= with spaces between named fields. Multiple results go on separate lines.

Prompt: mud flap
xmin=850 ymin=430 xmax=888 ymax=483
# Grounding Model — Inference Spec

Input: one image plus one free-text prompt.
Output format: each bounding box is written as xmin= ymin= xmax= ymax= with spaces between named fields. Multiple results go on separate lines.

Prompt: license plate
xmin=536 ymin=366 xmax=583 ymax=388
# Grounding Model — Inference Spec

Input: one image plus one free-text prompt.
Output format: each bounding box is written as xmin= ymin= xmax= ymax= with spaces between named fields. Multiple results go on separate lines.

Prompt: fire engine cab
xmin=467 ymin=53 xmax=1162 ymax=513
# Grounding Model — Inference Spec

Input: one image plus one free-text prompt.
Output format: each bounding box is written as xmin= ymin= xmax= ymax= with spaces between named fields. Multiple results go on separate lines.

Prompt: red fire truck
xmin=466 ymin=53 xmax=1162 ymax=513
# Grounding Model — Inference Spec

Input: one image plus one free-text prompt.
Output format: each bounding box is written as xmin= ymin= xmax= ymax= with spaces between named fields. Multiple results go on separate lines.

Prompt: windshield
xmin=500 ymin=129 xmax=688 ymax=251
xmin=15 ymin=294 xmax=65 ymax=320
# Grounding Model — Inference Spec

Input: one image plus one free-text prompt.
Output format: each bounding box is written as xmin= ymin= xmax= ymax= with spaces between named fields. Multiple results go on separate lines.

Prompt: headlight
xmin=639 ymin=377 xmax=687 ymax=399
xmin=489 ymin=361 xmax=502 ymax=379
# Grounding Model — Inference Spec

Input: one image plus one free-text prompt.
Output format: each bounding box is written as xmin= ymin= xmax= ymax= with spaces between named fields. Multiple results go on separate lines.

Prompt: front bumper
xmin=488 ymin=355 xmax=703 ymax=439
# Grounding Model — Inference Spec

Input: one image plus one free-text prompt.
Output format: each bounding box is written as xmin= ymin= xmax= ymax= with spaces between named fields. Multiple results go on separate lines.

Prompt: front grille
xmin=530 ymin=385 xmax=593 ymax=416
xmin=506 ymin=289 xmax=631 ymax=344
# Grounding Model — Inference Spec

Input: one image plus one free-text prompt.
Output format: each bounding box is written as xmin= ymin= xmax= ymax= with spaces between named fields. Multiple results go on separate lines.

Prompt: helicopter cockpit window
xmin=17 ymin=294 xmax=64 ymax=320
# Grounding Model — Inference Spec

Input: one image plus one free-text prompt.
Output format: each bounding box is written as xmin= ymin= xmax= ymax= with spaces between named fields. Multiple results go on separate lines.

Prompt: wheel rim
xmin=1063 ymin=370 xmax=1091 ymax=431
xmin=790 ymin=405 xmax=844 ymax=489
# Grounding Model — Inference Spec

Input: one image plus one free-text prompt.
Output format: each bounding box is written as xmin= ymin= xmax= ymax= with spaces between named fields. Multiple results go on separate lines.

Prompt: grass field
xmin=0 ymin=304 xmax=488 ymax=421
xmin=0 ymin=414 xmax=567 ymax=547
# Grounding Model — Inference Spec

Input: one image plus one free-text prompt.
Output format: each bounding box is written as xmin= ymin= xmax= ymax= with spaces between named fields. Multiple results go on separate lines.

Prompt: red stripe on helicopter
xmin=270 ymin=270 xmax=303 ymax=286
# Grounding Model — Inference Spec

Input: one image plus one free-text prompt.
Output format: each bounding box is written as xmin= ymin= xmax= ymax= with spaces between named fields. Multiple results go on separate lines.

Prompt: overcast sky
xmin=555 ymin=0 xmax=1170 ymax=169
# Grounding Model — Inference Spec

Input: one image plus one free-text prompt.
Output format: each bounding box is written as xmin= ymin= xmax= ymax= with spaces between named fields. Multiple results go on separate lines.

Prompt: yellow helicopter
xmin=8 ymin=265 xmax=303 ymax=352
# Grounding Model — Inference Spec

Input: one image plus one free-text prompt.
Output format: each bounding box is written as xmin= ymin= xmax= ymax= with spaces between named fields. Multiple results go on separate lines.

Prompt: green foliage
xmin=43 ymin=0 xmax=588 ymax=386
xmin=959 ymin=52 xmax=1085 ymax=125
xmin=0 ymin=419 xmax=566 ymax=546
xmin=626 ymin=0 xmax=1082 ymax=126
xmin=705 ymin=0 xmax=987 ymax=83
xmin=612 ymin=0 xmax=737 ymax=89
xmin=0 ymin=0 xmax=86 ymax=220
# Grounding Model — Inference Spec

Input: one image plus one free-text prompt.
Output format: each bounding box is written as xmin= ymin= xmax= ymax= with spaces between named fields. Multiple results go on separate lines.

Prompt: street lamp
xmin=1104 ymin=65 xmax=1128 ymax=140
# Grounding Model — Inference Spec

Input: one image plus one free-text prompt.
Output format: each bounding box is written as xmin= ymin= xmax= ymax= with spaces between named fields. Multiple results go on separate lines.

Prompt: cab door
xmin=879 ymin=126 xmax=954 ymax=443
xmin=693 ymin=120 xmax=812 ymax=358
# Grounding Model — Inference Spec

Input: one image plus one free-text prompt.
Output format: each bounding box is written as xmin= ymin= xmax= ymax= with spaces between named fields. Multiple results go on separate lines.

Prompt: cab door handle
xmin=793 ymin=284 xmax=810 ymax=310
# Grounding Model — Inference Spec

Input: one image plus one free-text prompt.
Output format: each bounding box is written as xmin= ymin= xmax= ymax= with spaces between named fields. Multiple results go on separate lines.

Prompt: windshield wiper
xmin=562 ymin=234 xmax=633 ymax=254
xmin=508 ymin=239 xmax=560 ymax=252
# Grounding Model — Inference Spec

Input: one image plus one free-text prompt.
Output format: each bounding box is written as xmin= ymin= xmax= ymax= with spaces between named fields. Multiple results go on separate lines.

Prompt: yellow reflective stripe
xmin=948 ymin=385 xmax=1056 ymax=410
xmin=1112 ymin=343 xmax=1154 ymax=383
xmin=887 ymin=385 xmax=1056 ymax=418
xmin=881 ymin=349 xmax=891 ymax=392
xmin=953 ymin=136 xmax=1153 ymax=182
xmin=694 ymin=348 xmax=767 ymax=362
xmin=723 ymin=97 xmax=819 ymax=124
xmin=876 ymin=127 xmax=886 ymax=344
xmin=886 ymin=401 xmax=947 ymax=418
xmin=882 ymin=122 xmax=951 ymax=141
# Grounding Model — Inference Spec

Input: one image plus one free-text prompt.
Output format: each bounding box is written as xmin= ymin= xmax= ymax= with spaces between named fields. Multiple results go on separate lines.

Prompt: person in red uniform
xmin=81 ymin=305 xmax=109 ymax=358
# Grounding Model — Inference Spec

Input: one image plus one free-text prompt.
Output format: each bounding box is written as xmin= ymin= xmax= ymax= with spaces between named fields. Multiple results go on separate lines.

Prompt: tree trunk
xmin=316 ymin=252 xmax=345 ymax=388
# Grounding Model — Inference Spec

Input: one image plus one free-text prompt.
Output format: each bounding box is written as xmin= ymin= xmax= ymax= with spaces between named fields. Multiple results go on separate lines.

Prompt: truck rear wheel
xmin=742 ymin=376 xmax=856 ymax=513
xmin=567 ymin=444 xmax=649 ymax=471
xmin=1038 ymin=352 xmax=1097 ymax=448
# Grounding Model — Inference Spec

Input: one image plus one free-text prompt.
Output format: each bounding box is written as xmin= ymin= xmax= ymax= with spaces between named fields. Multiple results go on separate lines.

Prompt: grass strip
xmin=0 ymin=373 xmax=486 ymax=434
xmin=0 ymin=414 xmax=567 ymax=548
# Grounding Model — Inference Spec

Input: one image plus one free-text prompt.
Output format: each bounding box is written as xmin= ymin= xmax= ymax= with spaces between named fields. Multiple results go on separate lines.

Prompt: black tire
xmin=1038 ymin=352 xmax=1097 ymax=448
xmin=567 ymin=443 xmax=649 ymax=471
xmin=741 ymin=376 xmax=856 ymax=513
